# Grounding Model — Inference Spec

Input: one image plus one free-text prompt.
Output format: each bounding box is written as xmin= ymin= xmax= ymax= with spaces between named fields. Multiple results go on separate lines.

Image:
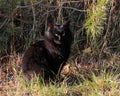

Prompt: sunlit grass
xmin=2 ymin=65 xmax=119 ymax=96
xmin=85 ymin=0 xmax=110 ymax=40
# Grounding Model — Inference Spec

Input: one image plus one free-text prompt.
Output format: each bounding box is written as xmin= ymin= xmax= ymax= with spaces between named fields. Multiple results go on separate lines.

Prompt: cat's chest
xmin=47 ymin=48 xmax=65 ymax=62
xmin=32 ymin=40 xmax=67 ymax=63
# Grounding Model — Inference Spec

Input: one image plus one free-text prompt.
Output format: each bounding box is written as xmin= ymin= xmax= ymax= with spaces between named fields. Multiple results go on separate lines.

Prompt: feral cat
xmin=21 ymin=21 xmax=72 ymax=83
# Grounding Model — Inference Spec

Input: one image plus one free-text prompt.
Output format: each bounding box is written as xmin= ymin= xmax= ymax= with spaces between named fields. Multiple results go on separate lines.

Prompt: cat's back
xmin=22 ymin=39 xmax=46 ymax=64
xmin=22 ymin=39 xmax=49 ymax=81
xmin=25 ymin=39 xmax=44 ymax=53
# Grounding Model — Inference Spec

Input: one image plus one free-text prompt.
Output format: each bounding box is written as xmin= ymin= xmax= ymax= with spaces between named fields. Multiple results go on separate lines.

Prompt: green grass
xmin=1 ymin=66 xmax=119 ymax=96
xmin=85 ymin=0 xmax=110 ymax=40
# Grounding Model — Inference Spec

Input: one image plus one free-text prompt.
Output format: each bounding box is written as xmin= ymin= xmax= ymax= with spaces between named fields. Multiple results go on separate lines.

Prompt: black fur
xmin=22 ymin=21 xmax=72 ymax=83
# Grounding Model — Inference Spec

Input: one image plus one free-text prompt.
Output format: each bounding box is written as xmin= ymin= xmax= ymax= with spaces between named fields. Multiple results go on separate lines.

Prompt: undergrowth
xmin=1 ymin=69 xmax=120 ymax=96
xmin=0 ymin=48 xmax=120 ymax=96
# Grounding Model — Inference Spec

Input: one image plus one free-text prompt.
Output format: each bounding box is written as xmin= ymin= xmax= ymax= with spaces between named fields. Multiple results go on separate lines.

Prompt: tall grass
xmin=85 ymin=0 xmax=110 ymax=40
xmin=3 ymin=68 xmax=119 ymax=96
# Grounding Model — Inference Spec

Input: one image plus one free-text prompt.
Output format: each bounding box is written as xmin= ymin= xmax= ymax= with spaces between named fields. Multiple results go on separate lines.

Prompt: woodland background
xmin=0 ymin=0 xmax=120 ymax=96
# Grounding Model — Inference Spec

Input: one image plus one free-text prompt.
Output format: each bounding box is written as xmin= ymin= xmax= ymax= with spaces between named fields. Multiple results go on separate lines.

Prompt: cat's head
xmin=45 ymin=21 xmax=70 ymax=45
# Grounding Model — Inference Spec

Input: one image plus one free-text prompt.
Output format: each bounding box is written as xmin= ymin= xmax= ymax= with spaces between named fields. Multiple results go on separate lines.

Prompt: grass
xmin=4 ymin=70 xmax=120 ymax=96
xmin=85 ymin=0 xmax=110 ymax=40
xmin=0 ymin=55 xmax=120 ymax=96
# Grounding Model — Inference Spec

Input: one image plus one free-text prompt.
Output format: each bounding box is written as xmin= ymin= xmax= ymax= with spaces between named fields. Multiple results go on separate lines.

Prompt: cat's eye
xmin=55 ymin=33 xmax=59 ymax=36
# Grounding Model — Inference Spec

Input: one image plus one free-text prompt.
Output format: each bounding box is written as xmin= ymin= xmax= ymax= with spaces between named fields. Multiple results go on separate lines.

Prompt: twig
xmin=0 ymin=19 xmax=9 ymax=29
xmin=62 ymin=6 xmax=87 ymax=12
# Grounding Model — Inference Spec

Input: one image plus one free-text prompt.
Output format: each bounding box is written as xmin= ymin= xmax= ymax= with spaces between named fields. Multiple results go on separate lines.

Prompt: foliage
xmin=0 ymin=0 xmax=120 ymax=57
xmin=85 ymin=0 xmax=110 ymax=40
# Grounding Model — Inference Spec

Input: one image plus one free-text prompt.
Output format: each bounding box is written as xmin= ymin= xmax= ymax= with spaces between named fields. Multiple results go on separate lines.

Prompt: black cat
xmin=21 ymin=21 xmax=72 ymax=83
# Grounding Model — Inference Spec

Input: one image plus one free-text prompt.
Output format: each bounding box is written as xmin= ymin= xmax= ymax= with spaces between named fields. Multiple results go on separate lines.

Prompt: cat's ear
xmin=46 ymin=23 xmax=54 ymax=36
xmin=48 ymin=23 xmax=54 ymax=29
xmin=63 ymin=20 xmax=70 ymax=28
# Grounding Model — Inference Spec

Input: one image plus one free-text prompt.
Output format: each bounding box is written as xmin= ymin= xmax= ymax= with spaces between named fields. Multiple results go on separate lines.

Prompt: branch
xmin=0 ymin=19 xmax=9 ymax=29
xmin=62 ymin=6 xmax=87 ymax=12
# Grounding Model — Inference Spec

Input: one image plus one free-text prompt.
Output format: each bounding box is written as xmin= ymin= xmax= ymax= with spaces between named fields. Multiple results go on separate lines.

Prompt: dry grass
xmin=0 ymin=53 xmax=120 ymax=96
